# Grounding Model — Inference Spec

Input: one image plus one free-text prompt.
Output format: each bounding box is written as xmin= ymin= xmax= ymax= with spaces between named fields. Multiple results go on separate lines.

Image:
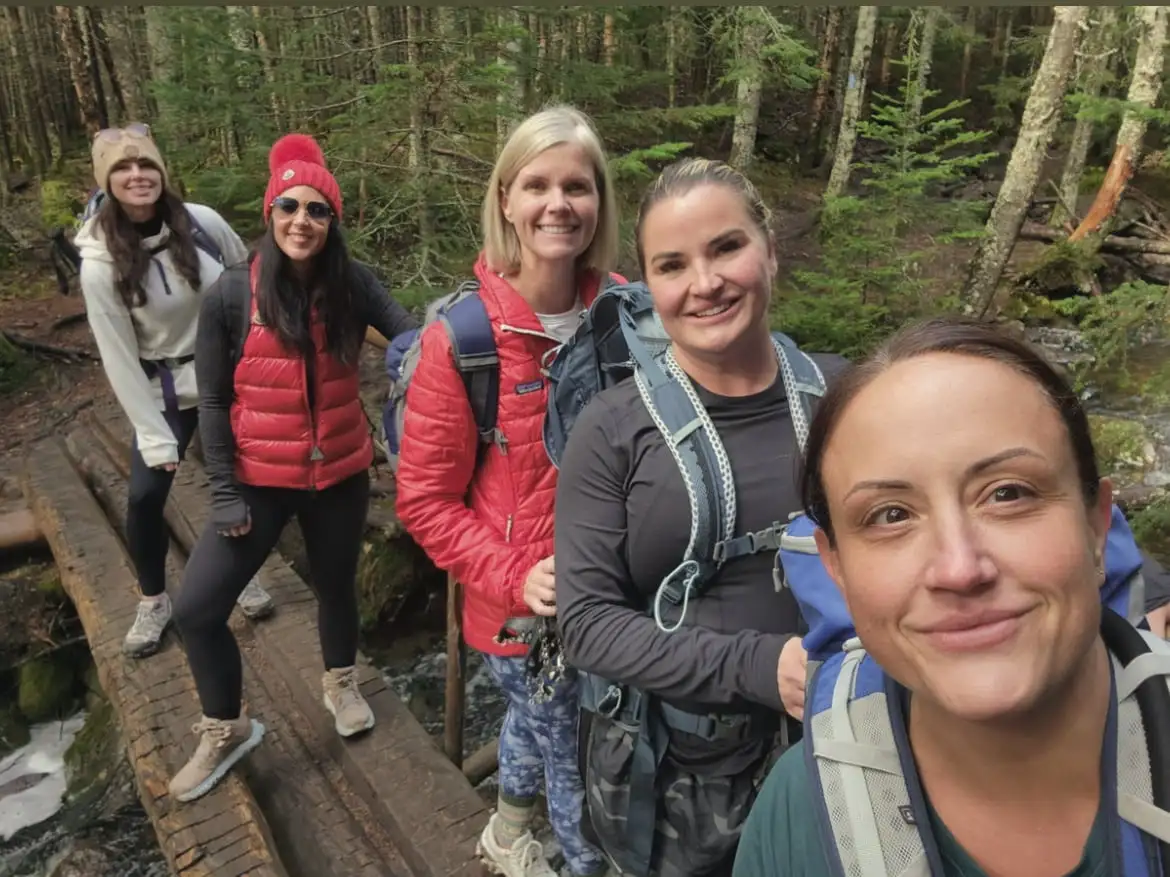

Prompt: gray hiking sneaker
xmin=476 ymin=813 xmax=558 ymax=877
xmin=122 ymin=594 xmax=172 ymax=658
xmin=168 ymin=713 xmax=265 ymax=803
xmin=236 ymin=578 xmax=274 ymax=619
xmin=322 ymin=667 xmax=375 ymax=737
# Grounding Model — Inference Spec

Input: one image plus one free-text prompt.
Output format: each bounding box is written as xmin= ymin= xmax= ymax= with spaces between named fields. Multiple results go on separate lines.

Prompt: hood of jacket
xmin=73 ymin=214 xmax=174 ymax=264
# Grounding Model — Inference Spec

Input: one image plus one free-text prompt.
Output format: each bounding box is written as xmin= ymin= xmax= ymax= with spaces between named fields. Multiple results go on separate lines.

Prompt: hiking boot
xmin=322 ymin=667 xmax=375 ymax=738
xmin=476 ymin=813 xmax=558 ymax=877
xmin=168 ymin=714 xmax=264 ymax=803
xmin=123 ymin=594 xmax=172 ymax=658
xmin=236 ymin=578 xmax=274 ymax=620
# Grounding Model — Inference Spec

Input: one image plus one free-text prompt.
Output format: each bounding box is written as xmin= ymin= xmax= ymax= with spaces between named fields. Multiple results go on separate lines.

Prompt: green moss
xmin=356 ymin=527 xmax=444 ymax=632
xmin=64 ymin=694 xmax=119 ymax=810
xmin=1089 ymin=415 xmax=1152 ymax=487
xmin=0 ymin=702 xmax=31 ymax=755
xmin=18 ymin=652 xmax=79 ymax=723
xmin=36 ymin=568 xmax=66 ymax=602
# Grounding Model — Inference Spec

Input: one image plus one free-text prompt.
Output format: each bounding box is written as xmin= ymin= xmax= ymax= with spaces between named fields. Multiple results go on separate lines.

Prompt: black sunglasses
xmin=271 ymin=196 xmax=333 ymax=222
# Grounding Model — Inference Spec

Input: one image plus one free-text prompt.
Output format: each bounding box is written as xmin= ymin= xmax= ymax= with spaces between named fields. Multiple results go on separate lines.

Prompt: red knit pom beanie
xmin=263 ymin=133 xmax=343 ymax=223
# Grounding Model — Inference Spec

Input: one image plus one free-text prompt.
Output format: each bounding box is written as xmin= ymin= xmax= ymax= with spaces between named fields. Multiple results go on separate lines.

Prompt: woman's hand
xmin=777 ymin=636 xmax=808 ymax=721
xmin=523 ymin=555 xmax=557 ymax=617
xmin=219 ymin=512 xmax=252 ymax=538
xmin=154 ymin=462 xmax=179 ymax=472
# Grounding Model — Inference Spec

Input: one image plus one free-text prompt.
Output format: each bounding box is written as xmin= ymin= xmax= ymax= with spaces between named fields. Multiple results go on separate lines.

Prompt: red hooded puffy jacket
xmin=395 ymin=253 xmax=618 ymax=656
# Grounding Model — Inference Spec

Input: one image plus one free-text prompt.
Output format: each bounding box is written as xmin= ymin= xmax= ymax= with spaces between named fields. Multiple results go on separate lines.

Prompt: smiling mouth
xmin=287 ymin=234 xmax=313 ymax=245
xmin=692 ymin=300 xmax=738 ymax=319
xmin=537 ymin=225 xmax=578 ymax=235
xmin=920 ymin=608 xmax=1032 ymax=653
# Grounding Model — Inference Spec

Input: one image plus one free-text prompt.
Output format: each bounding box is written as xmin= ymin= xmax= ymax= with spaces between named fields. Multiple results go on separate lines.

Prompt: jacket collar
xmin=472 ymin=251 xmax=603 ymax=336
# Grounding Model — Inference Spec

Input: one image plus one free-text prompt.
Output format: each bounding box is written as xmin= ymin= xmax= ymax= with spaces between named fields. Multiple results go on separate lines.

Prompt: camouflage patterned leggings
xmin=482 ymin=653 xmax=606 ymax=876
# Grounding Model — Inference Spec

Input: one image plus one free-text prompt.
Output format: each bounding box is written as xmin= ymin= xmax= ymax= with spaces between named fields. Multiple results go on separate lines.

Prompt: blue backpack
xmin=381 ymin=281 xmax=501 ymax=472
xmin=780 ymin=505 xmax=1170 ymax=877
xmin=544 ymin=280 xmax=829 ymax=877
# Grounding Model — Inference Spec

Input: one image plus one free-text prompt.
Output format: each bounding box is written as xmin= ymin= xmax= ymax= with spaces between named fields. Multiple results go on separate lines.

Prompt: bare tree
xmin=825 ymin=6 xmax=878 ymax=199
xmin=960 ymin=7 xmax=1089 ymax=317
xmin=729 ymin=7 xmax=769 ymax=171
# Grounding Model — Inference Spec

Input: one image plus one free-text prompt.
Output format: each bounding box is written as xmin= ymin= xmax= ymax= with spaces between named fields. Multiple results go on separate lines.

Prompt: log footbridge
xmin=21 ymin=407 xmax=490 ymax=877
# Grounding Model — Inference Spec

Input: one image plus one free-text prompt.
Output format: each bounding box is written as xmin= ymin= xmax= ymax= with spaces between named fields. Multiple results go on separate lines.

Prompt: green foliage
xmin=779 ymin=50 xmax=994 ymax=358
xmin=1053 ymin=281 xmax=1170 ymax=397
xmin=40 ymin=179 xmax=79 ymax=230
xmin=1131 ymin=496 xmax=1170 ymax=564
xmin=0 ymin=335 xmax=36 ymax=396
xmin=1088 ymin=414 xmax=1152 ymax=484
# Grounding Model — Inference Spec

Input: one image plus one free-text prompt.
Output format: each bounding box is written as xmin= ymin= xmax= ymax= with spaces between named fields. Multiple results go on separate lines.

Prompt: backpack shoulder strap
xmin=1105 ymin=610 xmax=1170 ymax=874
xmin=185 ymin=208 xmax=225 ymax=266
xmin=437 ymin=281 xmax=500 ymax=451
xmin=773 ymin=331 xmax=827 ymax=452
xmin=805 ymin=645 xmax=937 ymax=877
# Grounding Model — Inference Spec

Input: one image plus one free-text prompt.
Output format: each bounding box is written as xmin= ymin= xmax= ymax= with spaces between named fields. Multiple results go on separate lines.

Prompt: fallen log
xmin=0 ymin=507 xmax=43 ymax=552
xmin=50 ymin=312 xmax=88 ymax=332
xmin=461 ymin=736 xmax=500 ymax=786
xmin=1019 ymin=221 xmax=1170 ymax=255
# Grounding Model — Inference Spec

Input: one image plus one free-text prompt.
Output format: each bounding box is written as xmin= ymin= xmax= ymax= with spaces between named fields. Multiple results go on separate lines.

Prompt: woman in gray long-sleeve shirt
xmin=555 ymin=158 xmax=846 ymax=877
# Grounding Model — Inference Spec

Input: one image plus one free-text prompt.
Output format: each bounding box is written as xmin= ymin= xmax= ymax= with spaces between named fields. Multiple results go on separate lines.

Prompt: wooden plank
xmin=23 ymin=435 xmax=289 ymax=877
xmin=136 ymin=442 xmax=490 ymax=877
xmin=66 ymin=426 xmax=400 ymax=877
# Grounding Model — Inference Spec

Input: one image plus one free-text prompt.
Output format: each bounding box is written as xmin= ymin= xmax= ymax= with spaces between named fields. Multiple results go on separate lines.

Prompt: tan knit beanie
xmin=91 ymin=125 xmax=169 ymax=192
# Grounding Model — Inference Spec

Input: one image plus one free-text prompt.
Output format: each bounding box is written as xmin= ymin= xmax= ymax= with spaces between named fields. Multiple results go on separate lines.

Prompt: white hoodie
xmin=75 ymin=203 xmax=249 ymax=467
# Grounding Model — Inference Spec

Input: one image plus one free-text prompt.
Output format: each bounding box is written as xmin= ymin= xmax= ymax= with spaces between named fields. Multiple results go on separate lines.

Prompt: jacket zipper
xmin=302 ymin=355 xmax=319 ymax=491
xmin=506 ymin=515 xmax=514 ymax=543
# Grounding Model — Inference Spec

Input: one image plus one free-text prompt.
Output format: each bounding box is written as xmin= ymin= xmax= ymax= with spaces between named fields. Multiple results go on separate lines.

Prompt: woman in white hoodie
xmin=76 ymin=123 xmax=274 ymax=658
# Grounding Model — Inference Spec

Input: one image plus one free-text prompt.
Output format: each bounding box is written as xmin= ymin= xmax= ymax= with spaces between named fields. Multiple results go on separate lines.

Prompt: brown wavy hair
xmin=97 ymin=181 xmax=203 ymax=310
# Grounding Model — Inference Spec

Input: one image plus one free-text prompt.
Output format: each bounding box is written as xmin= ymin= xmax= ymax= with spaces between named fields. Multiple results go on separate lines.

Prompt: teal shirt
xmin=733 ymin=745 xmax=1108 ymax=877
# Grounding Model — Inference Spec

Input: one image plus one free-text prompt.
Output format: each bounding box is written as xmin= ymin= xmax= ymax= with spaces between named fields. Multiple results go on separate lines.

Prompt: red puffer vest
xmin=231 ymin=265 xmax=372 ymax=490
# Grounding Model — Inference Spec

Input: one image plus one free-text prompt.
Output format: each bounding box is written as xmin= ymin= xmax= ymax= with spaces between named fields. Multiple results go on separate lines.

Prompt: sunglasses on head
xmin=271 ymin=196 xmax=333 ymax=222
xmin=95 ymin=122 xmax=152 ymax=143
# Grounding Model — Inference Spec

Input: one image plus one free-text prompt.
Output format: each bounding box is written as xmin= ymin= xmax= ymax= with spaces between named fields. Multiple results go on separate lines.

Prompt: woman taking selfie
xmin=76 ymin=123 xmax=273 ymax=660
xmin=167 ymin=133 xmax=416 ymax=803
xmin=735 ymin=317 xmax=1170 ymax=877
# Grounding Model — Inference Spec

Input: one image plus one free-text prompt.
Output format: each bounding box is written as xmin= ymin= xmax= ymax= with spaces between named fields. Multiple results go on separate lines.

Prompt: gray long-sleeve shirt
xmin=556 ymin=354 xmax=849 ymax=719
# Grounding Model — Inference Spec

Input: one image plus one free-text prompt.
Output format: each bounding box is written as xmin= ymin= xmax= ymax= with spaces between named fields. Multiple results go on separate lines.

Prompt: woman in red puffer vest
xmin=168 ymin=134 xmax=417 ymax=804
xmin=396 ymin=106 xmax=623 ymax=877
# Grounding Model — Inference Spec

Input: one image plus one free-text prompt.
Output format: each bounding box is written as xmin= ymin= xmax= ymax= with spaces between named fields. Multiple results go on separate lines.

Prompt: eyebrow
xmin=650 ymin=228 xmax=747 ymax=266
xmin=842 ymin=446 xmax=1044 ymax=501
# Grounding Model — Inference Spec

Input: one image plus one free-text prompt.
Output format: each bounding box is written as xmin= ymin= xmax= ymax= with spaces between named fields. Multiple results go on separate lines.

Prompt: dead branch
xmin=1018 ymin=222 xmax=1170 ymax=255
xmin=50 ymin=312 xmax=87 ymax=332
xmin=1 ymin=331 xmax=98 ymax=362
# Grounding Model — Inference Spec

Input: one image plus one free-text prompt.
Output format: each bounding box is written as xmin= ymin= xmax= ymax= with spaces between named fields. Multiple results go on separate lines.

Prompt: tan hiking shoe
xmin=476 ymin=813 xmax=558 ymax=877
xmin=123 ymin=594 xmax=172 ymax=658
xmin=322 ymin=667 xmax=375 ymax=737
xmin=168 ymin=714 xmax=264 ymax=803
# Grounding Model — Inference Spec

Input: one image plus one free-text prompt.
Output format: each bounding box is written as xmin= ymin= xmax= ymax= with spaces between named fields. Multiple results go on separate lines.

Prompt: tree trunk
xmin=958 ymin=6 xmax=977 ymax=98
xmin=820 ymin=8 xmax=855 ymax=169
xmin=603 ymin=13 xmax=616 ymax=67
xmin=89 ymin=9 xmax=130 ymax=122
xmin=1050 ymin=5 xmax=1119 ymax=228
xmin=806 ymin=7 xmax=843 ymax=159
xmin=496 ymin=8 xmax=523 ymax=152
xmin=1068 ymin=6 xmax=1169 ymax=251
xmin=77 ymin=8 xmax=110 ymax=129
xmin=909 ymin=7 xmax=942 ymax=127
xmin=405 ymin=6 xmax=431 ymax=247
xmin=251 ymin=7 xmax=282 ymax=126
xmin=729 ymin=7 xmax=769 ymax=171
xmin=55 ymin=6 xmax=102 ymax=136
xmin=878 ymin=20 xmax=897 ymax=90
xmin=15 ymin=8 xmax=56 ymax=167
xmin=960 ymin=6 xmax=1088 ymax=317
xmin=666 ymin=8 xmax=682 ymax=108
xmin=825 ymin=6 xmax=878 ymax=199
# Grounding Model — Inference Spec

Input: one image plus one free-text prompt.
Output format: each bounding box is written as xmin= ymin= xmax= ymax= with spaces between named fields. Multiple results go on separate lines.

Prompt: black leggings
xmin=174 ymin=471 xmax=370 ymax=720
xmin=128 ymin=407 xmax=200 ymax=598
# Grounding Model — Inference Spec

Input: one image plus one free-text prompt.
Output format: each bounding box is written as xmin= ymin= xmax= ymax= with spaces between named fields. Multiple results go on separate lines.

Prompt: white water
xmin=0 ymin=714 xmax=86 ymax=843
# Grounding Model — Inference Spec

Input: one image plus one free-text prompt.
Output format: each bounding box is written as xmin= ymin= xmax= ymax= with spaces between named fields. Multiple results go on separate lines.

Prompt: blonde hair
xmin=634 ymin=158 xmax=773 ymax=276
xmin=482 ymin=105 xmax=619 ymax=275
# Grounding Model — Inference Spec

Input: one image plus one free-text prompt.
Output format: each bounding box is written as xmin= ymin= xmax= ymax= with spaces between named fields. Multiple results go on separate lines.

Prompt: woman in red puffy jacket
xmin=396 ymin=105 xmax=619 ymax=877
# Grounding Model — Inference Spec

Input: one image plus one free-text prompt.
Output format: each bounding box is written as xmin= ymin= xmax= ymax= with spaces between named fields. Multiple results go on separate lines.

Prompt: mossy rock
xmin=18 ymin=652 xmax=79 ymax=723
xmin=356 ymin=527 xmax=444 ymax=632
xmin=63 ymin=694 xmax=121 ymax=813
xmin=0 ymin=702 xmax=31 ymax=755
xmin=1089 ymin=415 xmax=1155 ymax=489
xmin=1132 ymin=496 xmax=1170 ymax=566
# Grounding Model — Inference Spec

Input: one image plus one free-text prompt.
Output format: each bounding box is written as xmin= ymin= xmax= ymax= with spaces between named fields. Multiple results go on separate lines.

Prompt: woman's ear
xmin=1092 ymin=477 xmax=1115 ymax=566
